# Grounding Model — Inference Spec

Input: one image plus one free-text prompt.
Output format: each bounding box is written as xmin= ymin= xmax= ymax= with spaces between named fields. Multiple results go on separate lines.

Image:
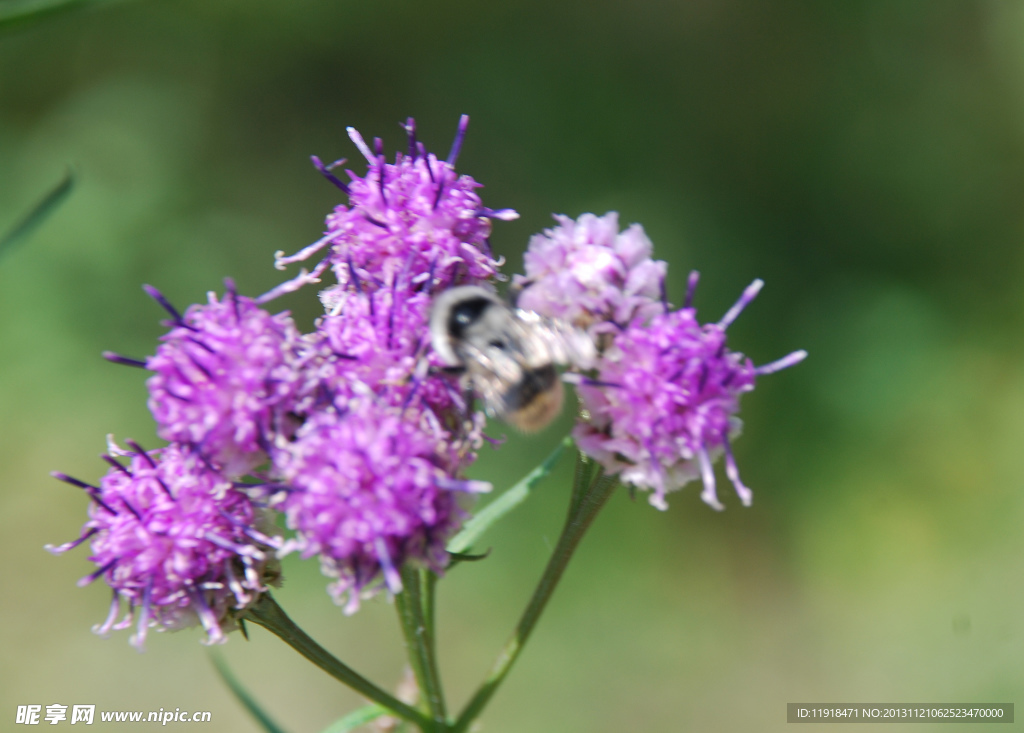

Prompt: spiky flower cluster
xmin=275 ymin=404 xmax=484 ymax=613
xmin=318 ymin=118 xmax=510 ymax=293
xmin=52 ymin=117 xmax=804 ymax=648
xmin=54 ymin=118 xmax=505 ymax=645
xmin=47 ymin=442 xmax=279 ymax=650
xmin=518 ymin=214 xmax=806 ymax=510
xmin=144 ymin=283 xmax=311 ymax=478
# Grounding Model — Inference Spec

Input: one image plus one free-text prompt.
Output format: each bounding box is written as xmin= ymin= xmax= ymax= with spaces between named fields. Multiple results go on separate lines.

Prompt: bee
xmin=429 ymin=286 xmax=594 ymax=432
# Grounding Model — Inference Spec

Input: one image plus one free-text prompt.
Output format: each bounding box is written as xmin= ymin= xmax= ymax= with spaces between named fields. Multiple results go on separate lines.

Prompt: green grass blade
xmin=447 ymin=435 xmax=570 ymax=555
xmin=319 ymin=704 xmax=388 ymax=733
xmin=0 ymin=0 xmax=91 ymax=32
xmin=209 ymin=651 xmax=290 ymax=733
xmin=0 ymin=168 xmax=74 ymax=258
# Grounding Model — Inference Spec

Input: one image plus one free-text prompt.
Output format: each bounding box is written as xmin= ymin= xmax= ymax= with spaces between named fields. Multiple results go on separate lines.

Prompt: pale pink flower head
xmin=513 ymin=212 xmax=667 ymax=335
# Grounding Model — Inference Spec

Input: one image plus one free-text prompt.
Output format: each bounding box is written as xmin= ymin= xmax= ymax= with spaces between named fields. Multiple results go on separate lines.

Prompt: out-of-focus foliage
xmin=0 ymin=168 xmax=73 ymax=257
xmin=3 ymin=1 xmax=1024 ymax=731
xmin=0 ymin=0 xmax=92 ymax=33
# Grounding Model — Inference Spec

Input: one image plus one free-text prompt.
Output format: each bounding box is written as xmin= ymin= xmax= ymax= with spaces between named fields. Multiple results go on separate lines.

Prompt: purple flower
xmin=47 ymin=441 xmax=279 ymax=650
xmin=513 ymin=212 xmax=667 ymax=336
xmin=272 ymin=281 xmax=487 ymax=613
xmin=317 ymin=287 xmax=426 ymax=393
xmin=273 ymin=401 xmax=488 ymax=613
xmin=145 ymin=284 xmax=311 ymax=477
xmin=573 ymin=277 xmax=806 ymax=510
xmin=313 ymin=284 xmax=479 ymax=434
xmin=270 ymin=116 xmax=516 ymax=302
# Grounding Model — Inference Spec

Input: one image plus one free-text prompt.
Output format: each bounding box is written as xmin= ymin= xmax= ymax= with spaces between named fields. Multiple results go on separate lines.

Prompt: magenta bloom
xmin=277 ymin=282 xmax=486 ymax=611
xmin=311 ymin=285 xmax=481 ymax=453
xmin=574 ymin=277 xmax=806 ymax=510
xmin=271 ymin=116 xmax=516 ymax=301
xmin=513 ymin=212 xmax=667 ymax=335
xmin=273 ymin=403 xmax=488 ymax=613
xmin=316 ymin=287 xmax=439 ymax=401
xmin=47 ymin=442 xmax=279 ymax=649
xmin=145 ymin=284 xmax=310 ymax=477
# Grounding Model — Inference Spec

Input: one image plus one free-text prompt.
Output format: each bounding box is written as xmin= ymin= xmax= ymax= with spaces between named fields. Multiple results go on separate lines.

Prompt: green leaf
xmin=0 ymin=0 xmax=125 ymax=33
xmin=208 ymin=651 xmax=290 ymax=733
xmin=447 ymin=549 xmax=491 ymax=563
xmin=447 ymin=435 xmax=570 ymax=555
xmin=0 ymin=168 xmax=73 ymax=258
xmin=0 ymin=0 xmax=83 ymax=31
xmin=319 ymin=704 xmax=389 ymax=733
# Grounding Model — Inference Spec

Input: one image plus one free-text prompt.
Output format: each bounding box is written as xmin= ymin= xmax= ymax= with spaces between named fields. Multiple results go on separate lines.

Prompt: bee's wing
xmin=460 ymin=312 xmax=593 ymax=420
xmin=459 ymin=339 xmax=525 ymax=417
xmin=512 ymin=310 xmax=595 ymax=370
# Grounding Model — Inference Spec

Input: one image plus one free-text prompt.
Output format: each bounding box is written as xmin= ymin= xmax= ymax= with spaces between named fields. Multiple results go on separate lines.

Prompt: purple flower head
xmin=513 ymin=212 xmax=667 ymax=336
xmin=573 ymin=277 xmax=806 ymax=511
xmin=145 ymin=284 xmax=311 ymax=477
xmin=272 ymin=116 xmax=516 ymax=301
xmin=273 ymin=401 xmax=489 ymax=613
xmin=314 ymin=284 xmax=476 ymax=429
xmin=316 ymin=285 xmax=427 ymax=395
xmin=47 ymin=441 xmax=280 ymax=650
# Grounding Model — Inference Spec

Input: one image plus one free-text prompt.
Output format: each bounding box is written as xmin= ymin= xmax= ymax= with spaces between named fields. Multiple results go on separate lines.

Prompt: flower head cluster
xmin=145 ymin=283 xmax=310 ymax=477
xmin=520 ymin=213 xmax=806 ymax=510
xmin=313 ymin=286 xmax=463 ymax=417
xmin=513 ymin=212 xmax=666 ymax=336
xmin=275 ymin=403 xmax=485 ymax=613
xmin=574 ymin=308 xmax=756 ymax=510
xmin=57 ymin=118 xmax=508 ymax=643
xmin=53 ymin=120 xmax=804 ymax=648
xmin=274 ymin=115 xmax=517 ymax=299
xmin=47 ymin=442 xmax=279 ymax=650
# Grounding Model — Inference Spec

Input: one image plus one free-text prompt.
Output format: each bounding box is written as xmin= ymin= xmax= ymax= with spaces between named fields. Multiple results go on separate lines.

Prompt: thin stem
xmin=423 ymin=569 xmax=438 ymax=658
xmin=244 ymin=594 xmax=432 ymax=731
xmin=570 ymin=449 xmax=595 ymax=517
xmin=395 ymin=566 xmax=447 ymax=729
xmin=447 ymin=436 xmax=570 ymax=555
xmin=451 ymin=464 xmax=618 ymax=733
xmin=422 ymin=570 xmax=442 ymax=726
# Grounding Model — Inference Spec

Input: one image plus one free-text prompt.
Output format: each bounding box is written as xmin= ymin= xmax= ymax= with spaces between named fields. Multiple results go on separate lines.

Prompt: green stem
xmin=423 ymin=569 xmax=438 ymax=660
xmin=569 ymin=449 xmax=595 ymax=517
xmin=422 ymin=570 xmax=442 ymax=725
xmin=451 ymin=466 xmax=618 ymax=733
xmin=395 ymin=566 xmax=447 ymax=729
xmin=421 ymin=565 xmax=438 ymax=679
xmin=243 ymin=594 xmax=432 ymax=731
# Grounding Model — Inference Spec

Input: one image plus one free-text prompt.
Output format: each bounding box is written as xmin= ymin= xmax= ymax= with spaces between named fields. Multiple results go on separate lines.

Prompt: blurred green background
xmin=3 ymin=1 xmax=1023 ymax=730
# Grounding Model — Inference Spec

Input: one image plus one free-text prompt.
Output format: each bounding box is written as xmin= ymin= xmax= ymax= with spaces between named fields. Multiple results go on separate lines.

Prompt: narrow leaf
xmin=447 ymin=549 xmax=491 ymax=563
xmin=0 ymin=168 xmax=73 ymax=258
xmin=447 ymin=435 xmax=570 ymax=554
xmin=0 ymin=0 xmax=78 ymax=31
xmin=319 ymin=704 xmax=388 ymax=733
xmin=209 ymin=651 xmax=290 ymax=733
xmin=0 ymin=0 xmax=123 ymax=32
